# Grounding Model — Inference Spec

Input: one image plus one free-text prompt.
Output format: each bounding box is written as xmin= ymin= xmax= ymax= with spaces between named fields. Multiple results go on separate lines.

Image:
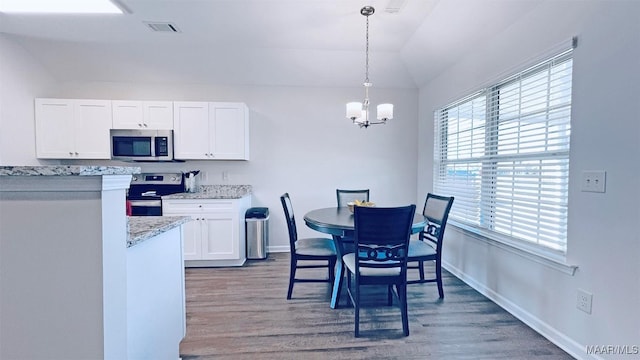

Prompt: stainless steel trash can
xmin=245 ymin=207 xmax=269 ymax=260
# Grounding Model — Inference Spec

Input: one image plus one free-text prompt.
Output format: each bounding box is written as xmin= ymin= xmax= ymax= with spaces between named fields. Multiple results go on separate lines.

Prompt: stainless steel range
xmin=127 ymin=172 xmax=184 ymax=216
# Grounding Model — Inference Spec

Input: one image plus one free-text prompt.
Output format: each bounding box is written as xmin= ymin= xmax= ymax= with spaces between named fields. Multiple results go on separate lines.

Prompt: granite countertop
xmin=163 ymin=185 xmax=252 ymax=200
xmin=127 ymin=216 xmax=191 ymax=248
xmin=0 ymin=165 xmax=141 ymax=176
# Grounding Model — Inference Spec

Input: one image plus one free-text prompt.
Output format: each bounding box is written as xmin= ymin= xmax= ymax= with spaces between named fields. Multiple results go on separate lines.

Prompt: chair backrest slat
xmin=336 ymin=189 xmax=370 ymax=207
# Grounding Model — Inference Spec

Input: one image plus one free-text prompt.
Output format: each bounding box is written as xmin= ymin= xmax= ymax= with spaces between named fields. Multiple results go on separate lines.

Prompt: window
xmin=434 ymin=49 xmax=573 ymax=254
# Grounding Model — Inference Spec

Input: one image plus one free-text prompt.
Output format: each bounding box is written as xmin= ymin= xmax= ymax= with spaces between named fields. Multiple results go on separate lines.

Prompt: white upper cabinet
xmin=112 ymin=100 xmax=173 ymax=130
xmin=35 ymin=98 xmax=112 ymax=159
xmin=34 ymin=98 xmax=248 ymax=160
xmin=210 ymin=103 xmax=249 ymax=160
xmin=173 ymin=102 xmax=249 ymax=160
xmin=173 ymin=101 xmax=210 ymax=159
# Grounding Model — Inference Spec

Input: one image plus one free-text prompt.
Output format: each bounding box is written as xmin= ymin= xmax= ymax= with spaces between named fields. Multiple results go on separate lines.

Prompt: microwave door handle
xmin=129 ymin=200 xmax=162 ymax=207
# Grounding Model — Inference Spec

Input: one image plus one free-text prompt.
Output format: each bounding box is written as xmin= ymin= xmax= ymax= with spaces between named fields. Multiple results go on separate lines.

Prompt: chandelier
xmin=346 ymin=6 xmax=393 ymax=128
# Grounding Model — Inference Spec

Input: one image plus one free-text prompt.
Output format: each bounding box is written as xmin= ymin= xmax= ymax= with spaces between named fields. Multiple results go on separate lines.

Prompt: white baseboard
xmin=443 ymin=260 xmax=598 ymax=360
xmin=267 ymin=245 xmax=290 ymax=253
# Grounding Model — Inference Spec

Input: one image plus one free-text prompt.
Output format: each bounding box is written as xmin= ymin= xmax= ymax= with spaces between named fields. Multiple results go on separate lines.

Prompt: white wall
xmin=0 ymin=35 xmax=56 ymax=165
xmin=417 ymin=1 xmax=640 ymax=359
xmin=0 ymin=37 xmax=420 ymax=252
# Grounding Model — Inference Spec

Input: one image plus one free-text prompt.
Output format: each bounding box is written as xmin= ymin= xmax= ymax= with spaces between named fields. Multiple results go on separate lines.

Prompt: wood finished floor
xmin=180 ymin=252 xmax=573 ymax=360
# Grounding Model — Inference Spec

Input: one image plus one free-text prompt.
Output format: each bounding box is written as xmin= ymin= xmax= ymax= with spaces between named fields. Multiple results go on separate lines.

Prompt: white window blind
xmin=434 ymin=49 xmax=573 ymax=253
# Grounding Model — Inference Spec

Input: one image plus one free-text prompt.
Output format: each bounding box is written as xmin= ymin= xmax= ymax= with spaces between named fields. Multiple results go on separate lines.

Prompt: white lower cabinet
xmin=163 ymin=196 xmax=251 ymax=267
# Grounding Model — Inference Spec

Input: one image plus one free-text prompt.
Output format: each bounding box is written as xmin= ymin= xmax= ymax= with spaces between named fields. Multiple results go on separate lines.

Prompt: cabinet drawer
xmin=163 ymin=200 xmax=234 ymax=213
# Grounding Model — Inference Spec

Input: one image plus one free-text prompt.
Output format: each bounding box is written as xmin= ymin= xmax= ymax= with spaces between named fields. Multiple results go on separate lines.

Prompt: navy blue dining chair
xmin=280 ymin=193 xmax=337 ymax=300
xmin=343 ymin=204 xmax=416 ymax=337
xmin=407 ymin=193 xmax=454 ymax=298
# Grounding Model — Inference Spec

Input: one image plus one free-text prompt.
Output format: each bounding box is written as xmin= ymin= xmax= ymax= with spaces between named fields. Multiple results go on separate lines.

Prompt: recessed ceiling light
xmin=0 ymin=0 xmax=123 ymax=14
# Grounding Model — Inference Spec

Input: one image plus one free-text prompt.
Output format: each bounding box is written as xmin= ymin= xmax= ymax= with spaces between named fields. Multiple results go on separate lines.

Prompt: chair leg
xmin=387 ymin=285 xmax=393 ymax=306
xmin=334 ymin=264 xmax=352 ymax=309
xmin=287 ymin=259 xmax=296 ymax=300
xmin=345 ymin=269 xmax=352 ymax=307
xmin=399 ymin=283 xmax=409 ymax=336
xmin=354 ymin=279 xmax=360 ymax=337
xmin=418 ymin=260 xmax=425 ymax=281
xmin=436 ymin=258 xmax=444 ymax=299
xmin=328 ymin=258 xmax=336 ymax=284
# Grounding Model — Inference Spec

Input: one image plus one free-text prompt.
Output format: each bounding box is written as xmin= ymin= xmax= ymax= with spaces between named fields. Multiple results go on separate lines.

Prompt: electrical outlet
xmin=581 ymin=170 xmax=606 ymax=193
xmin=577 ymin=289 xmax=593 ymax=314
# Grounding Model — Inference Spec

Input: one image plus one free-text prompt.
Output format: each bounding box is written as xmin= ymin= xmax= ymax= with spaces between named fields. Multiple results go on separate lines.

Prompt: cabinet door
xmin=201 ymin=214 xmax=238 ymax=260
xmin=143 ymin=101 xmax=174 ymax=130
xmin=74 ymin=100 xmax=112 ymax=159
xmin=35 ymin=99 xmax=75 ymax=158
xmin=112 ymin=100 xmax=144 ymax=129
xmin=182 ymin=216 xmax=201 ymax=261
xmin=162 ymin=200 xmax=202 ymax=261
xmin=209 ymin=103 xmax=249 ymax=160
xmin=173 ymin=102 xmax=210 ymax=159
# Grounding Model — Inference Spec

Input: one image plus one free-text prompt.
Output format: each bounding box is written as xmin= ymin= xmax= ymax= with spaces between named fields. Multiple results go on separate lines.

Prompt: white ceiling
xmin=0 ymin=0 xmax=544 ymax=88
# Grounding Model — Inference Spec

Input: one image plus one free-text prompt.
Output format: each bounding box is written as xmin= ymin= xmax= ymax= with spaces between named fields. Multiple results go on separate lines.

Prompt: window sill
xmin=449 ymin=222 xmax=578 ymax=276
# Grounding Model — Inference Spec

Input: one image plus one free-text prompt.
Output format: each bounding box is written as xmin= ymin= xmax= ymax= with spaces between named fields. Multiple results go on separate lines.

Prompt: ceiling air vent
xmin=385 ymin=0 xmax=406 ymax=13
xmin=144 ymin=22 xmax=181 ymax=33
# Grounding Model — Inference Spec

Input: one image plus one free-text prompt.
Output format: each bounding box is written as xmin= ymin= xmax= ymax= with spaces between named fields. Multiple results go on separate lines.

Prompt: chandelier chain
xmin=365 ymin=14 xmax=370 ymax=84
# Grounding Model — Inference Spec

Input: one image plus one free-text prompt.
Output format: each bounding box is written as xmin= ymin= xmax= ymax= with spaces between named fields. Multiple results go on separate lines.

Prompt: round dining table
xmin=303 ymin=206 xmax=427 ymax=309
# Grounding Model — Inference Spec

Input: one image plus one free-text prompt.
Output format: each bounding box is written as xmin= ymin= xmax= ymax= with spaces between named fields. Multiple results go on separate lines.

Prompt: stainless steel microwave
xmin=110 ymin=129 xmax=174 ymax=161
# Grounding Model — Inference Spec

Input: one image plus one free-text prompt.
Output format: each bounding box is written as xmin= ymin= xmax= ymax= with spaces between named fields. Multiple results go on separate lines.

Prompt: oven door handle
xmin=128 ymin=200 xmax=162 ymax=207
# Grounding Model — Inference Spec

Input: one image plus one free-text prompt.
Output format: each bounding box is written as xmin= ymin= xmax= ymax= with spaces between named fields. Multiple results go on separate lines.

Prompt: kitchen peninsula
xmin=0 ymin=166 xmax=189 ymax=360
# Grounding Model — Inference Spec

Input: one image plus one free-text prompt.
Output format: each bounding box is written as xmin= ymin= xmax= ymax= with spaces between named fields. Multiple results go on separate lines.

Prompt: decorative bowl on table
xmin=347 ymin=200 xmax=376 ymax=213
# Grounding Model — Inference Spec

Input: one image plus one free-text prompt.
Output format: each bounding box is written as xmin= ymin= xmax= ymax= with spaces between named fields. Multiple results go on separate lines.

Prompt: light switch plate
xmin=581 ymin=170 xmax=606 ymax=193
